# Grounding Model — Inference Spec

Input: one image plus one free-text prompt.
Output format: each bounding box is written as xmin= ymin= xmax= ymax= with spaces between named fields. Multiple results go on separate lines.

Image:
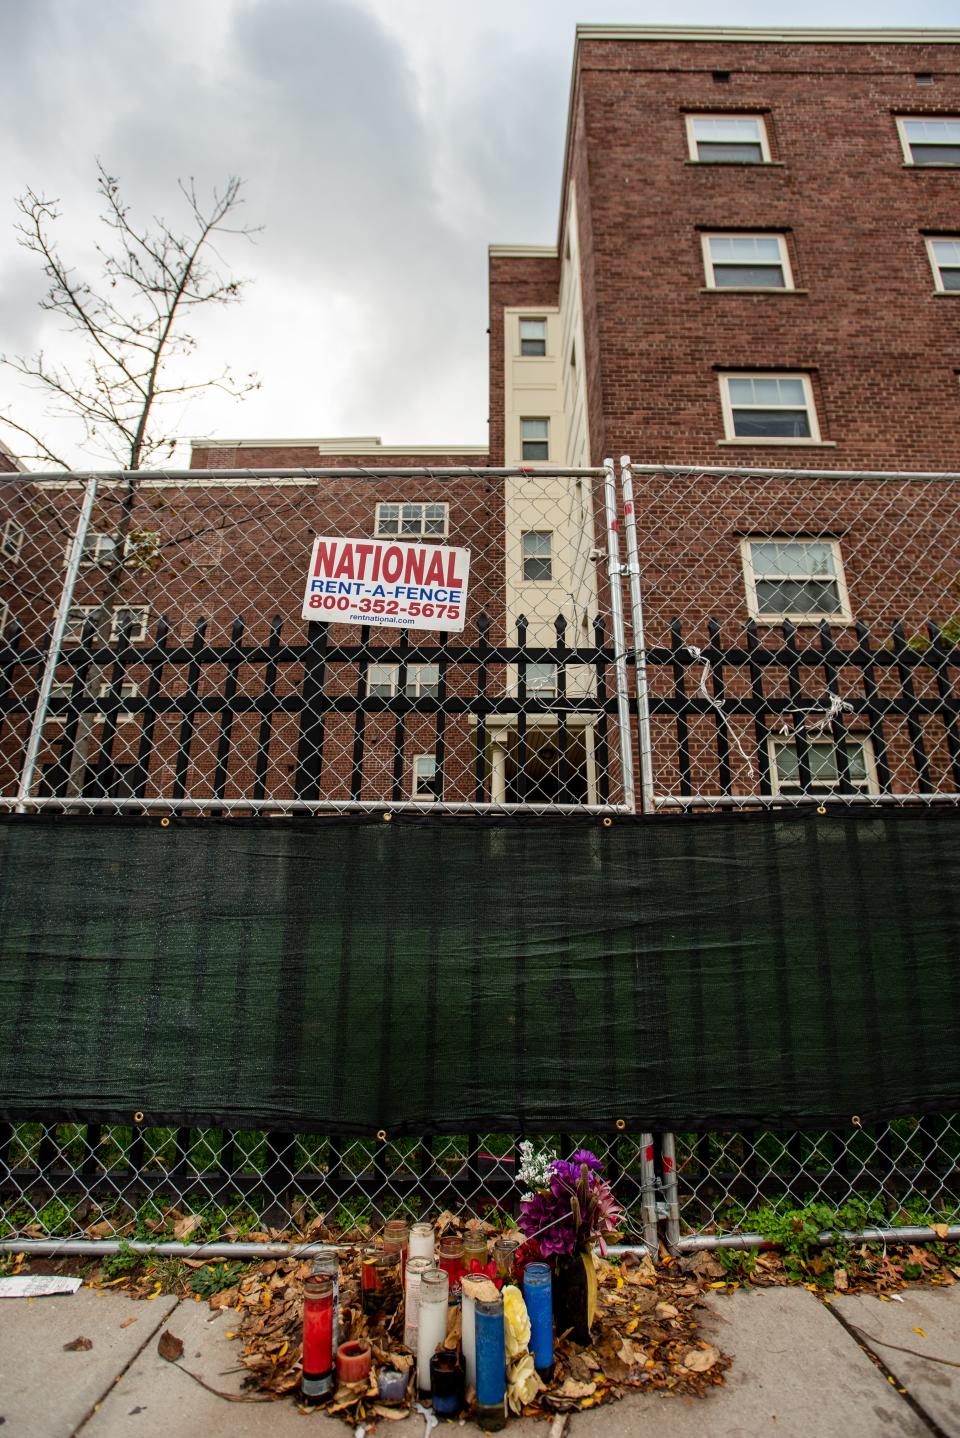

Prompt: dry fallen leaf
xmin=555 ymin=1379 xmax=597 ymax=1399
xmin=655 ymin=1302 xmax=679 ymax=1320
xmin=63 ymin=1336 xmax=93 ymax=1351
xmin=683 ymin=1343 xmax=720 ymax=1373
xmin=172 ymin=1214 xmax=202 ymax=1241
xmin=158 ymin=1330 xmax=185 ymax=1363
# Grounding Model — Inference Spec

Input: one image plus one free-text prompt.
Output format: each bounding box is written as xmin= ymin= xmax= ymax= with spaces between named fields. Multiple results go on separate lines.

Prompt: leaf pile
xmin=219 ymin=1239 xmax=729 ymax=1426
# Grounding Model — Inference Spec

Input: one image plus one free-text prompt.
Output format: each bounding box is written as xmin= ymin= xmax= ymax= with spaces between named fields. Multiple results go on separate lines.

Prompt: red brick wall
xmin=572 ymin=36 xmax=960 ymax=470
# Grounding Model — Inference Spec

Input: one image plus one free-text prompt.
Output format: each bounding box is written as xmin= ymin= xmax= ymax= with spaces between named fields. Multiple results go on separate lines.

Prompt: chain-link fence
xmin=3 ymin=1118 xmax=958 ymax=1257
xmin=0 ymin=464 xmax=630 ymax=815
xmin=623 ymin=460 xmax=960 ymax=812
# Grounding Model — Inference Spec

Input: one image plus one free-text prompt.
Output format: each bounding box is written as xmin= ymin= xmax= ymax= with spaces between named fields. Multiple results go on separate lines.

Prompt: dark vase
xmin=552 ymin=1250 xmax=597 ymax=1345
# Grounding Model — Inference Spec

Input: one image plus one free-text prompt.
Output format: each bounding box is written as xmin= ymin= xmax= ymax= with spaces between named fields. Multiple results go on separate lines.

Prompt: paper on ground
xmin=0 ymin=1275 xmax=83 ymax=1298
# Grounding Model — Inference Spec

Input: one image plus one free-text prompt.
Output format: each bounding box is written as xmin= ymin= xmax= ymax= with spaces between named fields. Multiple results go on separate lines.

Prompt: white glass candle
xmin=461 ymin=1272 xmax=497 ymax=1393
xmin=409 ymin=1221 xmax=435 ymax=1265
xmin=404 ymin=1256 xmax=432 ymax=1351
xmin=416 ymin=1267 xmax=449 ymax=1394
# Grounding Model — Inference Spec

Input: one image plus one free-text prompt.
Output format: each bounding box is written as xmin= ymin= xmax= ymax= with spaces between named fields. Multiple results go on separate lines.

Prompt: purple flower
xmin=569 ymin=1149 xmax=603 ymax=1173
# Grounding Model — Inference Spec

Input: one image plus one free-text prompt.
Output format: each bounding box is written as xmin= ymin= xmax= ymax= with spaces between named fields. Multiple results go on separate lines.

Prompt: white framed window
xmin=519 ymin=317 xmax=547 ymax=356
xmin=49 ymin=680 xmax=139 ymax=724
xmin=63 ymin=605 xmax=150 ymax=644
xmin=741 ymin=538 xmax=851 ymax=623
xmin=70 ymin=532 xmax=119 ymax=567
xmin=925 ymin=237 xmax=960 ymax=292
xmin=375 ymin=502 xmax=448 ymax=539
xmin=897 ymin=116 xmax=960 ymax=166
xmin=701 ymin=233 xmax=793 ymax=289
xmin=124 ymin=529 xmax=161 ymax=566
xmin=520 ymin=418 xmax=549 ymax=461
xmin=521 ymin=530 xmax=553 ymax=582
xmin=367 ymin=662 xmax=440 ymax=699
xmin=769 ymin=737 xmax=877 ymax=795
xmin=523 ymin=662 xmax=557 ymax=698
xmin=686 ymin=113 xmax=771 ymax=163
xmin=2 ymin=519 xmax=24 ymax=561
xmin=719 ymin=373 xmax=821 ymax=443
xmin=412 ymin=754 xmax=438 ymax=800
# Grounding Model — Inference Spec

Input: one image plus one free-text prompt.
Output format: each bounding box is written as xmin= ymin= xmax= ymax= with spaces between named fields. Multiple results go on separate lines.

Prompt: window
xmin=702 ymin=233 xmax=792 ymax=289
xmin=367 ymin=663 xmax=440 ymax=699
xmin=686 ymin=113 xmax=770 ymax=163
xmin=926 ymin=237 xmax=960 ymax=292
xmin=124 ymin=529 xmax=161 ymax=566
xmin=64 ymin=606 xmax=150 ymax=643
xmin=742 ymin=538 xmax=851 ymax=622
xmin=719 ymin=373 xmax=821 ymax=442
xmin=769 ymin=738 xmax=875 ymax=795
xmin=412 ymin=754 xmax=438 ymax=800
xmin=375 ymin=502 xmax=448 ymax=539
xmin=49 ymin=680 xmax=139 ymax=724
xmin=523 ymin=663 xmax=557 ymax=698
xmin=2 ymin=519 xmax=24 ymax=561
xmin=520 ymin=418 xmax=549 ymax=461
xmin=71 ymin=533 xmax=119 ymax=567
xmin=897 ymin=116 xmax=960 ymax=165
xmin=519 ymin=317 xmax=547 ymax=356
xmin=521 ymin=531 xmax=552 ymax=582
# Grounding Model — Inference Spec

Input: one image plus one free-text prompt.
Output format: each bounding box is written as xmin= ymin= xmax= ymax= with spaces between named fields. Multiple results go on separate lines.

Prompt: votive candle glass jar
xmin=522 ymin=1262 xmax=554 ymax=1377
xmin=463 ymin=1230 xmax=489 ymax=1271
xmin=438 ymin=1234 xmax=465 ymax=1301
xmin=403 ymin=1255 xmax=432 ymax=1351
xmin=430 ymin=1350 xmax=464 ymax=1417
xmin=310 ymin=1250 xmax=340 ymax=1354
xmin=416 ymin=1267 xmax=449 ymax=1395
xmin=408 ymin=1221 xmax=435 ymax=1265
xmin=383 ymin=1219 xmax=410 ymax=1283
xmin=492 ymin=1237 xmax=519 ymax=1286
xmin=461 ymin=1271 xmax=495 ymax=1393
xmin=301 ymin=1275 xmax=334 ymax=1405
xmin=474 ymin=1292 xmax=507 ymax=1431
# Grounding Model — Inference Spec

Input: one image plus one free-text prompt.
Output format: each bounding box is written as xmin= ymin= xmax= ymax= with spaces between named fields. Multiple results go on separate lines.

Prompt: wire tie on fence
xmin=133 ymin=1111 xmax=144 ymax=1124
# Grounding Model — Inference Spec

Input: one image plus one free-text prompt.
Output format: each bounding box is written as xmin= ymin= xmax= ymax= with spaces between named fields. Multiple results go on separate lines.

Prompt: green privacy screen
xmin=0 ymin=812 xmax=958 ymax=1134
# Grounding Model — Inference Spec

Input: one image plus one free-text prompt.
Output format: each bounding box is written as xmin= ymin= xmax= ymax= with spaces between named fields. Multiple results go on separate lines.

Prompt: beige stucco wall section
xmin=559 ymin=183 xmax=591 ymax=468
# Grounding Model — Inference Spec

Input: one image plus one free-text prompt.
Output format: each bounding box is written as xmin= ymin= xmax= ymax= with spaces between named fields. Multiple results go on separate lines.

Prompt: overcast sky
xmin=0 ymin=0 xmax=955 ymax=467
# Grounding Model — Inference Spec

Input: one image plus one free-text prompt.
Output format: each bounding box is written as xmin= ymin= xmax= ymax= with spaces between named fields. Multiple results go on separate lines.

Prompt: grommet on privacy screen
xmin=376 ymin=1129 xmax=387 ymax=1142
xmin=851 ymin=1115 xmax=862 ymax=1128
xmin=615 ymin=1117 xmax=626 ymax=1131
xmin=133 ymin=1111 xmax=144 ymax=1124
xmin=383 ymin=811 xmax=392 ymax=823
xmin=602 ymin=816 xmax=613 ymax=828
xmin=160 ymin=817 xmax=170 ymax=828
xmin=816 ymin=804 xmax=827 ymax=815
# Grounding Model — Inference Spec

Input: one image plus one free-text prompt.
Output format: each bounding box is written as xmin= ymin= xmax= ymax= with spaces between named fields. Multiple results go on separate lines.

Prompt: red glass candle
xmin=438 ymin=1235 xmax=465 ymax=1301
xmin=302 ymin=1275 xmax=334 ymax=1405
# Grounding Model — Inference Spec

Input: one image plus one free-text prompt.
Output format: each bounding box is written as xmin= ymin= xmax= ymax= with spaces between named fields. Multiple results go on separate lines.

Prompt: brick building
xmin=3 ymin=26 xmax=960 ymax=811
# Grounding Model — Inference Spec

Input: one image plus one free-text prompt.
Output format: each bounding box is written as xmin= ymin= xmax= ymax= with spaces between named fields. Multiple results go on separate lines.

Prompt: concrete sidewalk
xmin=1 ymin=1283 xmax=958 ymax=1437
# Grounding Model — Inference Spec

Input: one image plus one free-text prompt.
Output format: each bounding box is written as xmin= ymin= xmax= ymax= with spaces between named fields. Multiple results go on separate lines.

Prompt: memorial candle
xmin=438 ymin=1234 xmax=464 ymax=1301
xmin=403 ymin=1255 xmax=432 ymax=1351
xmin=310 ymin=1250 xmax=340 ymax=1355
xmin=461 ymin=1272 xmax=498 ymax=1394
xmin=416 ymin=1267 xmax=449 ymax=1396
xmin=474 ymin=1292 xmax=507 ymax=1431
xmin=522 ymin=1262 xmax=554 ymax=1378
xmin=301 ymin=1275 xmax=334 ymax=1405
xmin=383 ymin=1219 xmax=410 ymax=1284
xmin=408 ymin=1221 xmax=435 ymax=1265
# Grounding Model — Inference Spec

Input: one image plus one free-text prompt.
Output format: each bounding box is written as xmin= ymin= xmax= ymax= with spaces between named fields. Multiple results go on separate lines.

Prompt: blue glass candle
xmin=429 ymin=1351 xmax=463 ymax=1417
xmin=474 ymin=1293 xmax=506 ymax=1432
xmin=522 ymin=1262 xmax=554 ymax=1377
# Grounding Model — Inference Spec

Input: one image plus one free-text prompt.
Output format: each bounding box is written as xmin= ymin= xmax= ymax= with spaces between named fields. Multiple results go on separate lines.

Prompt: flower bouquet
xmin=516 ymin=1145 xmax=623 ymax=1343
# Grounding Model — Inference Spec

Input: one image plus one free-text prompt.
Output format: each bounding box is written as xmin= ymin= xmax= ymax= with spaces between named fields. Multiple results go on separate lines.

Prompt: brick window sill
xmin=700 ymin=287 xmax=809 ymax=295
xmin=717 ymin=439 xmax=838 ymax=448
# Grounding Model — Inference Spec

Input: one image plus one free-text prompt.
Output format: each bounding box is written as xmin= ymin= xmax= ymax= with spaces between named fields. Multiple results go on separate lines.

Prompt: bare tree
xmin=0 ymin=164 xmax=260 ymax=796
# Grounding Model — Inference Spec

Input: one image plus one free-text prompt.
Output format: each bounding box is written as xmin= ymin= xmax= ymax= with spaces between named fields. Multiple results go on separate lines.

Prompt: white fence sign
xmin=302 ymin=536 xmax=471 ymax=632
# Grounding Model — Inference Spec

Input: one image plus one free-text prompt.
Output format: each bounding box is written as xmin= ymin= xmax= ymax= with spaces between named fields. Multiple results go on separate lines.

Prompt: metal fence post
xmin=639 ymin=1130 xmax=660 ymax=1253
xmin=603 ymin=457 xmax=636 ymax=813
xmin=660 ymin=1131 xmax=681 ymax=1252
xmin=618 ymin=456 xmax=655 ymax=814
xmin=16 ymin=474 xmax=98 ymax=811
